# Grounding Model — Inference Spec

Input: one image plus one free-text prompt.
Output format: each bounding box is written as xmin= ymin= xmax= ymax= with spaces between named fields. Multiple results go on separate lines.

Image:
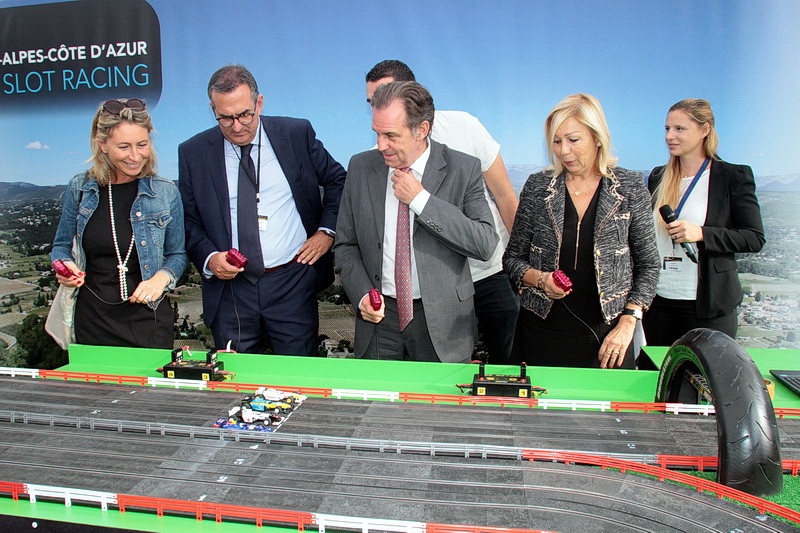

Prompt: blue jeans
xmin=474 ymin=272 xmax=519 ymax=364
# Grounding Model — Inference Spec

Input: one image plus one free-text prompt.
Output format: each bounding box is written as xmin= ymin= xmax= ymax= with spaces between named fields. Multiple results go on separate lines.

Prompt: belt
xmin=264 ymin=254 xmax=300 ymax=273
xmin=384 ymin=295 xmax=422 ymax=303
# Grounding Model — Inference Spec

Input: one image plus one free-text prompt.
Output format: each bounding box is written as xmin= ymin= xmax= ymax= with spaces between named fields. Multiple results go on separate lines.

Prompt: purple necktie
xmin=395 ymin=167 xmax=413 ymax=330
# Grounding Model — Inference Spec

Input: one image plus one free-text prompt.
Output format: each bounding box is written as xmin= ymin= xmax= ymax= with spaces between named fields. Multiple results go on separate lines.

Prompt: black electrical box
xmin=472 ymin=362 xmax=532 ymax=398
xmin=159 ymin=347 xmax=225 ymax=381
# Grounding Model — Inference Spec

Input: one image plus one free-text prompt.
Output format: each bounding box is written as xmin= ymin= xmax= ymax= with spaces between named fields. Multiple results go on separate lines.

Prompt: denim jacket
xmin=51 ymin=172 xmax=188 ymax=308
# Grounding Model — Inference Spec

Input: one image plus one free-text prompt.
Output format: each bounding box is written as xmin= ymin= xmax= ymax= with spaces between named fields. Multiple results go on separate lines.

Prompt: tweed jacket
xmin=503 ymin=167 xmax=659 ymax=323
xmin=649 ymin=159 xmax=765 ymax=318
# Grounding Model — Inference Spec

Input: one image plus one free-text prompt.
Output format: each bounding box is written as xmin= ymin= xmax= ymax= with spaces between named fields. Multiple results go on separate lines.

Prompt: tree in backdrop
xmin=15 ymin=313 xmax=67 ymax=369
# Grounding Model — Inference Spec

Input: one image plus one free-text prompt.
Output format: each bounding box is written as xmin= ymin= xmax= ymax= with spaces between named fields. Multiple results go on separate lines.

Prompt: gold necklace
xmin=567 ymin=176 xmax=599 ymax=196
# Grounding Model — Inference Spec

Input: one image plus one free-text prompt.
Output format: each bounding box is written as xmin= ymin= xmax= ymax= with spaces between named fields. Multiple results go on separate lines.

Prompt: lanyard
xmin=674 ymin=157 xmax=710 ymax=218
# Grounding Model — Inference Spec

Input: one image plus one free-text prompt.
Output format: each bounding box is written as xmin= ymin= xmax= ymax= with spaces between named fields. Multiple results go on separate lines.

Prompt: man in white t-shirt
xmin=364 ymin=60 xmax=520 ymax=364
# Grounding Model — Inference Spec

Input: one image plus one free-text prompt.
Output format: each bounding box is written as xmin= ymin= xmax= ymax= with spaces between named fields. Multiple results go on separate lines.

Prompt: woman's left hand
xmin=130 ymin=271 xmax=171 ymax=305
xmin=667 ymin=219 xmax=703 ymax=243
xmin=598 ymin=315 xmax=637 ymax=369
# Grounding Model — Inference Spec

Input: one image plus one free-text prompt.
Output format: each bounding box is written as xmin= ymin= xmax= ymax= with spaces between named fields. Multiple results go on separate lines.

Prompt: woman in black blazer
xmin=643 ymin=99 xmax=765 ymax=350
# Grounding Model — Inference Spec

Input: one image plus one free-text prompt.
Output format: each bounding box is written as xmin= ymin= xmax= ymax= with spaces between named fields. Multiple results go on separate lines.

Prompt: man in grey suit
xmin=334 ymin=82 xmax=498 ymax=363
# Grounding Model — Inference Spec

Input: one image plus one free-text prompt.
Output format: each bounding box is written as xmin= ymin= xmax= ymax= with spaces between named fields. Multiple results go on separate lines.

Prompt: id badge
xmin=663 ymin=256 xmax=682 ymax=271
xmin=258 ymin=215 xmax=269 ymax=232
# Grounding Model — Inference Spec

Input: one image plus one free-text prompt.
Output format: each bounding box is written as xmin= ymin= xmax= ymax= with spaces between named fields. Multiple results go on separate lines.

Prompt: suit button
xmin=596 ymin=250 xmax=601 ymax=256
xmin=374 ymin=275 xmax=380 ymax=281
xmin=135 ymin=211 xmax=142 ymax=217
xmin=599 ymin=292 xmax=604 ymax=298
xmin=599 ymin=271 xmax=604 ymax=276
xmin=140 ymin=241 xmax=146 ymax=246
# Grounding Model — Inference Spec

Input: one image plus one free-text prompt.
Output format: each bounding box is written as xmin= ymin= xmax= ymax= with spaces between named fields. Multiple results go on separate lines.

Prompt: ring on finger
xmin=145 ymin=296 xmax=152 ymax=302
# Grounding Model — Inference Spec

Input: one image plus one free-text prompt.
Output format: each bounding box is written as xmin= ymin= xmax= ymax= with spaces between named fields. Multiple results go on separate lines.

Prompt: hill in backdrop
xmin=0 ymin=171 xmax=796 ymax=203
xmin=505 ymin=166 xmax=798 ymax=193
xmin=0 ymin=182 xmax=67 ymax=204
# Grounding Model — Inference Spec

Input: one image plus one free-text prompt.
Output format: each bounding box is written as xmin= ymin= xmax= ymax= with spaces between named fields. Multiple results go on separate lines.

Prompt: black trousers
xmin=361 ymin=297 xmax=442 ymax=362
xmin=639 ymin=295 xmax=738 ymax=369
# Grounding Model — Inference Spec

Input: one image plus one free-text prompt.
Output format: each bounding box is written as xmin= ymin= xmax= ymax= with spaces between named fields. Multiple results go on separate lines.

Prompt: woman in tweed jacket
xmin=503 ymin=94 xmax=659 ymax=369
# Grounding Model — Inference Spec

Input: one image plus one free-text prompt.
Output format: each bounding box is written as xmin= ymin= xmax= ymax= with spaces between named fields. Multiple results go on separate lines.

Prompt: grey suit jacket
xmin=334 ymin=140 xmax=498 ymax=362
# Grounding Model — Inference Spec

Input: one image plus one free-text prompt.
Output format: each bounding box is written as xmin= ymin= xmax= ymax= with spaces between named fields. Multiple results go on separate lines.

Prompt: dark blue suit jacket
xmin=178 ymin=115 xmax=346 ymax=326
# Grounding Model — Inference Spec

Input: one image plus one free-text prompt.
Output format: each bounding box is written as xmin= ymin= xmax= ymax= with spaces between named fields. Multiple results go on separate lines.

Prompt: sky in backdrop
xmin=1 ymin=0 xmax=798 ymax=185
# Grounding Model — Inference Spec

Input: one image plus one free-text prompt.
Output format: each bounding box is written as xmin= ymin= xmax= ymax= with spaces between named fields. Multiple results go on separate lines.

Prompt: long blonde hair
xmin=87 ymin=99 xmax=157 ymax=186
xmin=544 ymin=93 xmax=617 ymax=177
xmin=652 ymin=99 xmax=719 ymax=221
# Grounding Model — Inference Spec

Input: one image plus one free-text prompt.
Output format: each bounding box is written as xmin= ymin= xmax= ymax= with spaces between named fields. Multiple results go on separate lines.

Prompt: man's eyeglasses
xmin=102 ymin=98 xmax=146 ymax=115
xmin=216 ymin=110 xmax=257 ymax=128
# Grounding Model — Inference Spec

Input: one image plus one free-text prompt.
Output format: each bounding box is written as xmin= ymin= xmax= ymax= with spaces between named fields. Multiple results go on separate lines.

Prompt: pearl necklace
xmin=108 ymin=182 xmax=136 ymax=301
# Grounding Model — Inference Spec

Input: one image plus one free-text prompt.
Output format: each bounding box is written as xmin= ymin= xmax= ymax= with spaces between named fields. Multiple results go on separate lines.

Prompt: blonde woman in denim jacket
xmin=50 ymin=99 xmax=187 ymax=349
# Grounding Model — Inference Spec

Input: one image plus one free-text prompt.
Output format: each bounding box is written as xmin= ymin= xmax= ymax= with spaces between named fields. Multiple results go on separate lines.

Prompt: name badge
xmin=258 ymin=215 xmax=269 ymax=232
xmin=663 ymin=256 xmax=682 ymax=271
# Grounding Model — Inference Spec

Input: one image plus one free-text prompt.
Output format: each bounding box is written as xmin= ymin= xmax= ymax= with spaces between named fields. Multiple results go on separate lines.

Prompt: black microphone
xmin=659 ymin=205 xmax=699 ymax=264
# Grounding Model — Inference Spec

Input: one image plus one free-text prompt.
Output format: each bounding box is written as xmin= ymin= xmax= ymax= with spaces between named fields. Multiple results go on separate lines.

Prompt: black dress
xmin=74 ymin=181 xmax=173 ymax=349
xmin=513 ymin=186 xmax=632 ymax=368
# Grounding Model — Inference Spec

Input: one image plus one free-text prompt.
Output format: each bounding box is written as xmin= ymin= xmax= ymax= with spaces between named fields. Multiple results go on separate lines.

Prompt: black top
xmin=554 ymin=185 xmax=604 ymax=328
xmin=75 ymin=180 xmax=173 ymax=349
xmin=82 ymin=180 xmax=141 ymax=303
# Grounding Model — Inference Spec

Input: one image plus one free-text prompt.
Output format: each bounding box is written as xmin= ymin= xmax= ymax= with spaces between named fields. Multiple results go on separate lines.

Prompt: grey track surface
xmin=0 ymin=376 xmax=797 ymax=532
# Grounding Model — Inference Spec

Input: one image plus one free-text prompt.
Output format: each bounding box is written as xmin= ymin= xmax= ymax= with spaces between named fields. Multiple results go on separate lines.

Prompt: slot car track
xmin=0 ymin=376 xmax=798 ymax=532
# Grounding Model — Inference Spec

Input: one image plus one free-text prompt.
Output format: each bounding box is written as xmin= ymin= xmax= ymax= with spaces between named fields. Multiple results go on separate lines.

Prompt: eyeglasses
xmin=102 ymin=98 xmax=146 ymax=115
xmin=215 ymin=110 xmax=257 ymax=128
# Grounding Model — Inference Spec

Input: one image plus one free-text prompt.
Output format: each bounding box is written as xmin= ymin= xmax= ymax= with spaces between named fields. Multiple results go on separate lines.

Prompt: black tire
xmin=655 ymin=328 xmax=783 ymax=496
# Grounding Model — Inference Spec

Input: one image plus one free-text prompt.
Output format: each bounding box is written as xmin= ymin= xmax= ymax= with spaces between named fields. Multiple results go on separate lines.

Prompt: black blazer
xmin=178 ymin=116 xmax=346 ymax=326
xmin=649 ymin=159 xmax=765 ymax=318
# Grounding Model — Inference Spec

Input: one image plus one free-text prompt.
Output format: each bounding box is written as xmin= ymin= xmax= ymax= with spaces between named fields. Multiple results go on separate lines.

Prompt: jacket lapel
xmin=704 ymin=160 xmax=725 ymax=227
xmin=207 ymin=131 xmax=232 ymax=239
xmin=263 ymin=116 xmax=313 ymax=227
xmin=415 ymin=141 xmax=446 ymax=235
xmin=367 ymin=151 xmax=387 ymax=235
xmin=545 ymin=172 xmax=566 ymax=244
xmin=594 ymin=171 xmax=623 ymax=238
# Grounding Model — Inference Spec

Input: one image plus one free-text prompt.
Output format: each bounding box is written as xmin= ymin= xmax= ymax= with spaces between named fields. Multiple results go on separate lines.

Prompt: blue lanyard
xmin=674 ymin=157 xmax=710 ymax=218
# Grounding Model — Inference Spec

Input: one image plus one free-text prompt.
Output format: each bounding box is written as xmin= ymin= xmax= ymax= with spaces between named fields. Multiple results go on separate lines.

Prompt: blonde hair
xmin=87 ymin=99 xmax=157 ymax=186
xmin=652 ymin=99 xmax=719 ymax=219
xmin=545 ymin=93 xmax=617 ymax=177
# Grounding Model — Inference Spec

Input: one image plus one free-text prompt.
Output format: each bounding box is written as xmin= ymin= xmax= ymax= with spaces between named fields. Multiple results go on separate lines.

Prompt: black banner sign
xmin=0 ymin=0 xmax=162 ymax=111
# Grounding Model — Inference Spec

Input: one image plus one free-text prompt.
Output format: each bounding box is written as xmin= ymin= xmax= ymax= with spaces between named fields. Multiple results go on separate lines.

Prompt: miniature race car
xmin=243 ymin=388 xmax=308 ymax=414
xmin=253 ymin=387 xmax=307 ymax=405
xmin=234 ymin=404 xmax=283 ymax=424
xmin=212 ymin=417 xmax=273 ymax=432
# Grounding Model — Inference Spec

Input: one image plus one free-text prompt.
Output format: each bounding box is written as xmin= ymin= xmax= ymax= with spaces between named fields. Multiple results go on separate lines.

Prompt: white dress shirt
xmin=380 ymin=142 xmax=431 ymax=299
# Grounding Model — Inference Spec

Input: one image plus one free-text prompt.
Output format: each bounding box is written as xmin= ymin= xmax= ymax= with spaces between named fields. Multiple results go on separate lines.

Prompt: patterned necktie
xmin=395 ymin=167 xmax=413 ymax=330
xmin=237 ymin=143 xmax=264 ymax=284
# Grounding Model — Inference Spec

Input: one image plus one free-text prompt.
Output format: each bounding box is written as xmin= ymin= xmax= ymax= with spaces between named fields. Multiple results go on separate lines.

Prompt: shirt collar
xmin=393 ymin=139 xmax=431 ymax=177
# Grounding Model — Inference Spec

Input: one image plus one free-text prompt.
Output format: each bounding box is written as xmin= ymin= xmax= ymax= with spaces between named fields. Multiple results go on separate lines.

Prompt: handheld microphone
xmin=659 ymin=205 xmax=699 ymax=264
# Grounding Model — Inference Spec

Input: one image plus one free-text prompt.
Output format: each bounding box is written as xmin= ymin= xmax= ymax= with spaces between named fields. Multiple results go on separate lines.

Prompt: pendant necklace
xmin=567 ymin=177 xmax=584 ymax=196
xmin=108 ymin=182 xmax=136 ymax=301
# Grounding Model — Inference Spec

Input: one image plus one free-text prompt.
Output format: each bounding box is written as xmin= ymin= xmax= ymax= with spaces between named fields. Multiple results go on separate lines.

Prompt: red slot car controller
xmin=368 ymin=288 xmax=382 ymax=311
xmin=552 ymin=269 xmax=573 ymax=292
xmin=226 ymin=248 xmax=248 ymax=269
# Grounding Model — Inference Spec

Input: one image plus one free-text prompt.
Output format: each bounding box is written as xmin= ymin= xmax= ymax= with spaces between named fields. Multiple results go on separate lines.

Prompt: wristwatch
xmin=320 ymin=229 xmax=335 ymax=239
xmin=621 ymin=308 xmax=643 ymax=320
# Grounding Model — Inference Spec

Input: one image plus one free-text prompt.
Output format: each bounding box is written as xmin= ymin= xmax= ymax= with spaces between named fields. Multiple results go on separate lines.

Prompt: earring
xmin=596 ymin=142 xmax=601 ymax=147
